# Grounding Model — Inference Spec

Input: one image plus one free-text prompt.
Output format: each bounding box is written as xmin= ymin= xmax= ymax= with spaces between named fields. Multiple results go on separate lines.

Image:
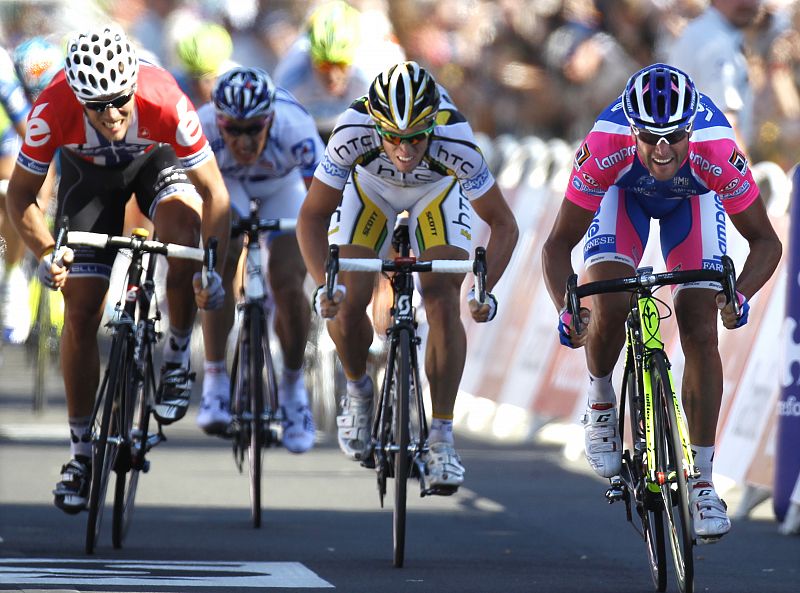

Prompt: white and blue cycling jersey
xmin=198 ymin=87 xmax=325 ymax=219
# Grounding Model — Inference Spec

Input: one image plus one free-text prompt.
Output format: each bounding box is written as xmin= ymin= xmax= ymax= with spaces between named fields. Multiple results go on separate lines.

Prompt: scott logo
xmin=397 ymin=295 xmax=412 ymax=317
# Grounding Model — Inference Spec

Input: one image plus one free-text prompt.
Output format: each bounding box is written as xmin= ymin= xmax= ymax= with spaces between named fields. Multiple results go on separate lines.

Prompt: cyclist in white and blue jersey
xmin=196 ymin=67 xmax=324 ymax=453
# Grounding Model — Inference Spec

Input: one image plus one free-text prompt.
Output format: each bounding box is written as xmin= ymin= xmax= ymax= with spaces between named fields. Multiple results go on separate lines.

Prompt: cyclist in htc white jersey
xmin=297 ymin=61 xmax=518 ymax=492
xmin=195 ymin=67 xmax=324 ymax=453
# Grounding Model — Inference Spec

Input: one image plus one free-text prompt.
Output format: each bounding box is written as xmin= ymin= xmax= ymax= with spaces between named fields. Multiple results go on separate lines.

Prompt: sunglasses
xmin=219 ymin=117 xmax=270 ymax=137
xmin=82 ymin=90 xmax=135 ymax=112
xmin=375 ymin=123 xmax=434 ymax=146
xmin=314 ymin=60 xmax=350 ymax=73
xmin=632 ymin=125 xmax=691 ymax=146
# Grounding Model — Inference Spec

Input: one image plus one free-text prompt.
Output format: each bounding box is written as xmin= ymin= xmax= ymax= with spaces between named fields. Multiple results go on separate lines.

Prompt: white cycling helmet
xmin=65 ymin=24 xmax=138 ymax=101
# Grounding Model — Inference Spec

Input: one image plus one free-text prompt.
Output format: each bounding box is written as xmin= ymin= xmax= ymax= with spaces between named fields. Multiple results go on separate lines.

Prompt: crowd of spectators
xmin=1 ymin=0 xmax=798 ymax=169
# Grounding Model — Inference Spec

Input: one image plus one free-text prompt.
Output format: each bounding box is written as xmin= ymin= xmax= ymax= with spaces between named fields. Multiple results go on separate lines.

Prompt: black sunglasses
xmin=220 ymin=116 xmax=271 ymax=137
xmin=82 ymin=90 xmax=135 ymax=112
xmin=632 ymin=126 xmax=691 ymax=146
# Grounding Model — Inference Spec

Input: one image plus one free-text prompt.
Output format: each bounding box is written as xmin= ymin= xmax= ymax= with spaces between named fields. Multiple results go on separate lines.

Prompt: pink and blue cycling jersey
xmin=566 ymin=93 xmax=759 ymax=277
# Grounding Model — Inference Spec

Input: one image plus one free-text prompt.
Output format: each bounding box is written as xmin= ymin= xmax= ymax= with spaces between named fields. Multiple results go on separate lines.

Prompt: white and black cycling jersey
xmin=314 ymin=92 xmax=495 ymax=204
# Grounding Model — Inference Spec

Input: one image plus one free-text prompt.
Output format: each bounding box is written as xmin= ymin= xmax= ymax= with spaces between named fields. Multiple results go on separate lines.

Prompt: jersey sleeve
xmin=139 ymin=67 xmax=212 ymax=170
xmin=16 ymin=88 xmax=62 ymax=174
xmin=312 ymin=109 xmax=362 ymax=189
xmin=564 ymin=123 xmax=632 ymax=212
xmin=690 ymin=138 xmax=760 ymax=214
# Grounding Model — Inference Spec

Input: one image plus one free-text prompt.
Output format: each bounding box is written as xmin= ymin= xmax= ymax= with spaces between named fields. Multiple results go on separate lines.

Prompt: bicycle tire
xmin=248 ymin=304 xmax=266 ymax=528
xmin=392 ymin=329 xmax=411 ymax=568
xmin=112 ymin=337 xmax=153 ymax=547
xmin=230 ymin=331 xmax=247 ymax=472
xmin=626 ymin=362 xmax=667 ymax=592
xmin=651 ymin=351 xmax=694 ymax=593
xmin=85 ymin=334 xmax=127 ymax=554
xmin=32 ymin=286 xmax=48 ymax=413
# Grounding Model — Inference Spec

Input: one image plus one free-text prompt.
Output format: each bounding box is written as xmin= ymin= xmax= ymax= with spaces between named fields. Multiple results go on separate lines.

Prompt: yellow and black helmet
xmin=367 ymin=61 xmax=440 ymax=131
xmin=308 ymin=1 xmax=361 ymax=66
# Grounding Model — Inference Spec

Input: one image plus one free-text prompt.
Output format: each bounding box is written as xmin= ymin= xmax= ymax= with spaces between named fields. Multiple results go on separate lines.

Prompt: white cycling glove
xmin=313 ymin=283 xmax=346 ymax=316
xmin=467 ymin=287 xmax=498 ymax=322
xmin=193 ymin=270 xmax=225 ymax=310
xmin=38 ymin=246 xmax=74 ymax=289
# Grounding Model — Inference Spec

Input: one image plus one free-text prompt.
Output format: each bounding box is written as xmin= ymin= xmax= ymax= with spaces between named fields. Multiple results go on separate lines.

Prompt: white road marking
xmin=0 ymin=559 xmax=333 ymax=588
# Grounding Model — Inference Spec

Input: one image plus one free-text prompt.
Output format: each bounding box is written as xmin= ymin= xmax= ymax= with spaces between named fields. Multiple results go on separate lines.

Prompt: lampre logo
xmin=728 ymin=148 xmax=748 ymax=176
xmin=574 ymin=143 xmax=591 ymax=169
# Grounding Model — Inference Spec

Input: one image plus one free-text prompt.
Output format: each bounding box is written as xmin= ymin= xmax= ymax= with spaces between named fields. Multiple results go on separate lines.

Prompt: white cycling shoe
xmin=336 ymin=385 xmax=374 ymax=461
xmin=421 ymin=441 xmax=465 ymax=495
xmin=691 ymin=480 xmax=731 ymax=542
xmin=197 ymin=375 xmax=231 ymax=435
xmin=279 ymin=380 xmax=315 ymax=454
xmin=582 ymin=403 xmax=622 ymax=478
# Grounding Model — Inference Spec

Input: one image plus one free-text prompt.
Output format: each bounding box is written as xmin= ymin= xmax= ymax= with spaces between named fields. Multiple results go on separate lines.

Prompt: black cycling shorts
xmin=56 ymin=145 xmax=197 ymax=278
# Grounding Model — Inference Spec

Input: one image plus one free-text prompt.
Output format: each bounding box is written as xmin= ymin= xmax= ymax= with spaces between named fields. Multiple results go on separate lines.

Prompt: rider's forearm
xmin=737 ymin=237 xmax=782 ymax=300
xmin=541 ymin=237 xmax=575 ymax=311
xmin=201 ymin=192 xmax=231 ymax=271
xmin=7 ymin=187 xmax=53 ymax=258
xmin=297 ymin=210 xmax=331 ymax=287
xmin=485 ymin=216 xmax=519 ymax=291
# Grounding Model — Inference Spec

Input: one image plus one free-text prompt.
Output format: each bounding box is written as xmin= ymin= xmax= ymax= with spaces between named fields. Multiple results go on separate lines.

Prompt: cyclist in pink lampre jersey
xmin=6 ymin=24 xmax=231 ymax=515
xmin=542 ymin=64 xmax=781 ymax=543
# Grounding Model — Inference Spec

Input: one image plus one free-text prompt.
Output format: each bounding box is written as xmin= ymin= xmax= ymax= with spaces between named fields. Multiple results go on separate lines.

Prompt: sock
xmin=428 ymin=416 xmax=454 ymax=445
xmin=162 ymin=326 xmax=192 ymax=367
xmin=69 ymin=416 xmax=92 ymax=459
xmin=202 ymin=360 xmax=228 ymax=399
xmin=282 ymin=366 xmax=304 ymax=386
xmin=691 ymin=445 xmax=715 ymax=482
xmin=346 ymin=374 xmax=373 ymax=399
xmin=279 ymin=366 xmax=308 ymax=407
xmin=587 ymin=371 xmax=616 ymax=406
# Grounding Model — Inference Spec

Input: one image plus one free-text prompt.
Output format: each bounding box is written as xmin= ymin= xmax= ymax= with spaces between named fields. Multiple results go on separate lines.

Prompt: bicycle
xmin=227 ymin=201 xmax=296 ymax=528
xmin=65 ymin=224 xmax=211 ymax=553
xmin=564 ymin=255 xmax=740 ymax=593
xmin=325 ymin=221 xmax=488 ymax=567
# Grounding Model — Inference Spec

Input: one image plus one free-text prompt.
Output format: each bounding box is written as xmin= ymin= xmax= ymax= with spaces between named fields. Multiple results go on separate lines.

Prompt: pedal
xmin=695 ymin=534 xmax=724 ymax=546
xmin=606 ymin=475 xmax=625 ymax=503
xmin=421 ymin=484 xmax=458 ymax=497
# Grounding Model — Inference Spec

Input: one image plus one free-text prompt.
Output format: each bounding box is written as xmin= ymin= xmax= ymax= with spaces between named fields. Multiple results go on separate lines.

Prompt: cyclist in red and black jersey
xmin=6 ymin=24 xmax=230 ymax=515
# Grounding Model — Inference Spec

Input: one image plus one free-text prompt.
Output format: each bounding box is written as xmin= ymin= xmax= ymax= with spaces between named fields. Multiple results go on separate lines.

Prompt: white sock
xmin=163 ymin=326 xmax=192 ymax=367
xmin=587 ymin=371 xmax=616 ymax=406
xmin=69 ymin=416 xmax=92 ymax=459
xmin=346 ymin=374 xmax=373 ymax=399
xmin=282 ymin=366 xmax=304 ymax=386
xmin=692 ymin=445 xmax=715 ymax=482
xmin=202 ymin=360 xmax=229 ymax=399
xmin=429 ymin=417 xmax=454 ymax=445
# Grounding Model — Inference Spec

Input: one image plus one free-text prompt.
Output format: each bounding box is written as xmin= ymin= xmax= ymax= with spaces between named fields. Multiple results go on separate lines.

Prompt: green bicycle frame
xmin=630 ymin=294 xmax=696 ymax=492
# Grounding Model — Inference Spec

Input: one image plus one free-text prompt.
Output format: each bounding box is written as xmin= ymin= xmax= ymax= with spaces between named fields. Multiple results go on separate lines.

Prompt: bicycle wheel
xmin=392 ymin=329 xmax=411 ymax=568
xmin=32 ymin=285 xmax=48 ymax=413
xmin=248 ymin=304 xmax=266 ymax=528
xmin=651 ymin=351 xmax=694 ymax=593
xmin=85 ymin=333 xmax=128 ymax=554
xmin=626 ymin=363 xmax=667 ymax=592
xmin=112 ymin=335 xmax=153 ymax=548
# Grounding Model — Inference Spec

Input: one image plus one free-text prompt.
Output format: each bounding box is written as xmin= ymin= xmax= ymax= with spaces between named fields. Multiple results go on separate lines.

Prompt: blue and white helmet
xmin=13 ymin=37 xmax=64 ymax=100
xmin=623 ymin=63 xmax=698 ymax=134
xmin=213 ymin=67 xmax=276 ymax=120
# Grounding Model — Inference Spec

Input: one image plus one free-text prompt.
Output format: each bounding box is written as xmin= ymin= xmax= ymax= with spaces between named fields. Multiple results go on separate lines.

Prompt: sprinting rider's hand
xmin=558 ymin=306 xmax=591 ymax=348
xmin=38 ymin=246 xmax=74 ymax=290
xmin=192 ymin=270 xmax=225 ymax=310
xmin=467 ymin=287 xmax=497 ymax=322
xmin=716 ymin=291 xmax=749 ymax=329
xmin=313 ymin=283 xmax=346 ymax=319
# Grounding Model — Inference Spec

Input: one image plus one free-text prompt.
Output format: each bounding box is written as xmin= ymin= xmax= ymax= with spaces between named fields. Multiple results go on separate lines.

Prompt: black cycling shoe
xmin=153 ymin=363 xmax=195 ymax=425
xmin=53 ymin=456 xmax=91 ymax=515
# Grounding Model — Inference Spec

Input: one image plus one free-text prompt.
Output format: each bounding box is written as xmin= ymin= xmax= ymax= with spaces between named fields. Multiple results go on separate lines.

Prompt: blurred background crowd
xmin=1 ymin=0 xmax=799 ymax=169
